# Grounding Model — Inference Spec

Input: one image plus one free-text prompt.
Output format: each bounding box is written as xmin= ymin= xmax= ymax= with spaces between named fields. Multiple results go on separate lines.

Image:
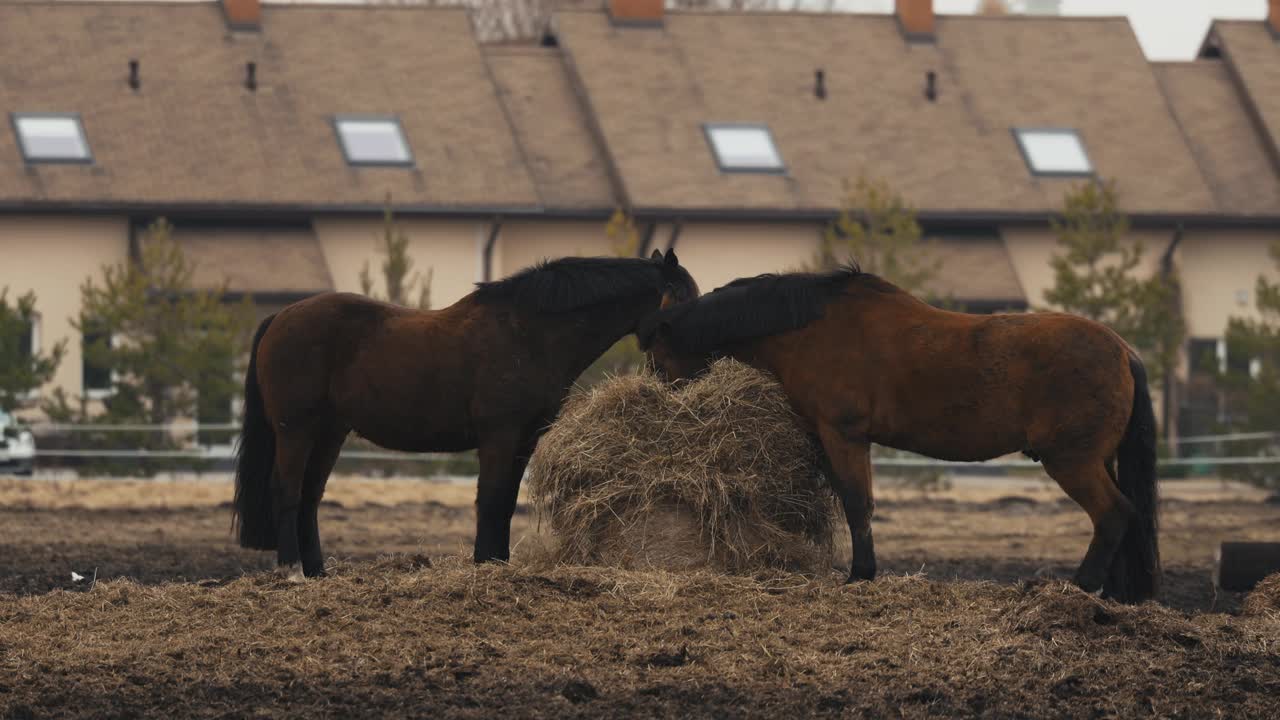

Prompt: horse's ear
xmin=650 ymin=249 xmax=663 ymax=261
xmin=663 ymin=248 xmax=679 ymax=267
xmin=660 ymin=285 xmax=678 ymax=309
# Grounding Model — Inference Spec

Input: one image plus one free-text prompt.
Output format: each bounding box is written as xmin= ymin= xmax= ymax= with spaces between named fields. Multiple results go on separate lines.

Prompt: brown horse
xmin=233 ymin=250 xmax=698 ymax=579
xmin=639 ymin=265 xmax=1159 ymax=603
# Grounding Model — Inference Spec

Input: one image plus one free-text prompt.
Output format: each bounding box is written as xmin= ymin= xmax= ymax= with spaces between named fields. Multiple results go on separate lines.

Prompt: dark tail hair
xmin=1105 ymin=354 xmax=1161 ymax=603
xmin=232 ymin=313 xmax=279 ymax=550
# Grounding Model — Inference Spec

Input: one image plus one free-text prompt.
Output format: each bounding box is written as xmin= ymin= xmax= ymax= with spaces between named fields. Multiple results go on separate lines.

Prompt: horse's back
xmin=786 ymin=295 xmax=1134 ymax=461
xmin=253 ymin=292 xmax=485 ymax=443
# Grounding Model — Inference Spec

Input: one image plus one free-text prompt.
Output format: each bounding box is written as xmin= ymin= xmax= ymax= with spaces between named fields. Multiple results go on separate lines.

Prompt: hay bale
xmin=528 ymin=359 xmax=837 ymax=573
xmin=1243 ymin=573 xmax=1280 ymax=618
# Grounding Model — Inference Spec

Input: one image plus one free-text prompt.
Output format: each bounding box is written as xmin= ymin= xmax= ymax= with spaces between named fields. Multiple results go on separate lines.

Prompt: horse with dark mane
xmin=234 ymin=249 xmax=698 ymax=579
xmin=639 ymin=265 xmax=1160 ymax=603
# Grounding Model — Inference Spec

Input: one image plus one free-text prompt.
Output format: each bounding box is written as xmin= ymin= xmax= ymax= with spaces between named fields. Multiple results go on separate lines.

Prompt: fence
xmin=18 ymin=423 xmax=1280 ymax=474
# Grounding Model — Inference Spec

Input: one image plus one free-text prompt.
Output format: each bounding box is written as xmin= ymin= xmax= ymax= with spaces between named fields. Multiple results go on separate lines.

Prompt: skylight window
xmin=334 ymin=116 xmax=413 ymax=166
xmin=1013 ymin=128 xmax=1093 ymax=176
xmin=704 ymin=123 xmax=785 ymax=173
xmin=12 ymin=114 xmax=92 ymax=163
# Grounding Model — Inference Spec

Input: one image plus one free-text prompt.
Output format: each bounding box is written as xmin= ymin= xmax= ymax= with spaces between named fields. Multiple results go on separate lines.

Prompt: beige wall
xmin=496 ymin=220 xmax=613 ymax=278
xmin=1178 ymin=230 xmax=1280 ymax=339
xmin=0 ymin=216 xmax=129 ymax=399
xmin=673 ymin=222 xmax=823 ymax=292
xmin=313 ymin=218 xmax=485 ymax=309
xmin=1002 ymin=227 xmax=1172 ymax=309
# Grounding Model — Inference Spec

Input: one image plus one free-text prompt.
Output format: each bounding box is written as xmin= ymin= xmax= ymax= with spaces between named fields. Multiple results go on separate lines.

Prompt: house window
xmin=1225 ymin=342 xmax=1253 ymax=378
xmin=1012 ymin=128 xmax=1092 ymax=176
xmin=333 ymin=117 xmax=413 ymax=166
xmin=12 ymin=113 xmax=93 ymax=163
xmin=82 ymin=326 xmax=113 ymax=396
xmin=703 ymin=123 xmax=785 ymax=173
xmin=1187 ymin=338 xmax=1223 ymax=376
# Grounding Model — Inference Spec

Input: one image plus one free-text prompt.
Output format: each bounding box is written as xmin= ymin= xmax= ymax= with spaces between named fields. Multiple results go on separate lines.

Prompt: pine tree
xmin=577 ymin=209 xmax=648 ymax=387
xmin=810 ymin=177 xmax=940 ymax=298
xmin=43 ymin=218 xmax=254 ymax=428
xmin=0 ymin=289 xmax=65 ymax=412
xmin=1042 ymin=181 xmax=1184 ymax=382
xmin=360 ymin=202 xmax=433 ymax=310
xmin=605 ymin=208 xmax=641 ymax=258
xmin=1219 ymin=243 xmax=1280 ymax=486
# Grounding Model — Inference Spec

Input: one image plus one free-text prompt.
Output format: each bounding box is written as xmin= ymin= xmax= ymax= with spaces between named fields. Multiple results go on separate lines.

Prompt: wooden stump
xmin=1215 ymin=542 xmax=1280 ymax=591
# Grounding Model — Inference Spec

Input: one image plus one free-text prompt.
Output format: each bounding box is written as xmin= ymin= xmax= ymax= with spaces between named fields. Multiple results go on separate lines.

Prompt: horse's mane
xmin=474 ymin=256 xmax=664 ymax=314
xmin=639 ymin=264 xmax=877 ymax=353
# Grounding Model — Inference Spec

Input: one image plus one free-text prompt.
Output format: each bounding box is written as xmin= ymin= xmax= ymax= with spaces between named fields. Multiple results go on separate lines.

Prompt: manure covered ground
xmin=1 ymin=475 xmax=1278 ymax=719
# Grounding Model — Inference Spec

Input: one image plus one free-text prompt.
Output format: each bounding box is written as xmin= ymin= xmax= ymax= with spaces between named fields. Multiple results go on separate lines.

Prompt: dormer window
xmin=333 ymin=116 xmax=413 ymax=167
xmin=12 ymin=113 xmax=92 ymax=163
xmin=1013 ymin=128 xmax=1093 ymax=176
xmin=704 ymin=123 xmax=785 ymax=173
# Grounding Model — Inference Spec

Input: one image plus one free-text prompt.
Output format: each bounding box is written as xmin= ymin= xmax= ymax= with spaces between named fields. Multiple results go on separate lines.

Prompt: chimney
xmin=1270 ymin=0 xmax=1280 ymax=37
xmin=222 ymin=0 xmax=261 ymax=31
xmin=896 ymin=0 xmax=935 ymax=41
xmin=609 ymin=0 xmax=663 ymax=26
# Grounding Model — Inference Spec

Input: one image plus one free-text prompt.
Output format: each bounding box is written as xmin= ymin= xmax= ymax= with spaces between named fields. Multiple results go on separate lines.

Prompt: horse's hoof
xmin=278 ymin=564 xmax=306 ymax=583
xmin=1072 ymin=571 xmax=1104 ymax=595
xmin=847 ymin=565 xmax=877 ymax=583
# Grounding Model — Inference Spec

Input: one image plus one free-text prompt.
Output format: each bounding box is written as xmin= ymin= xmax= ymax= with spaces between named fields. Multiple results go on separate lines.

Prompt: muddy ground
xmin=1 ymin=475 xmax=1278 ymax=718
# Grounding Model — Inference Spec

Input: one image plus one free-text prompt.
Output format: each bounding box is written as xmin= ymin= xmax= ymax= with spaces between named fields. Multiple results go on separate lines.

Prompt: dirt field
xmin=2 ymin=474 xmax=1278 ymax=718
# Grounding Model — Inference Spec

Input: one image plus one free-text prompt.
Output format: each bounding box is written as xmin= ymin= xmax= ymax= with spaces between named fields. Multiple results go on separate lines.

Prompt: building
xmin=1 ymin=0 xmax=1278 ymax=438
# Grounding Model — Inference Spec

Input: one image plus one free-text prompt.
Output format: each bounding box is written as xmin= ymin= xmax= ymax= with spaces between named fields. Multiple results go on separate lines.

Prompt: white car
xmin=0 ymin=409 xmax=35 ymax=476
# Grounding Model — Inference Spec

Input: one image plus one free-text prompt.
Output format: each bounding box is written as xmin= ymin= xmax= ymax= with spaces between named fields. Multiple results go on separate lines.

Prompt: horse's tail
xmin=232 ymin=313 xmax=279 ymax=550
xmin=1105 ymin=353 xmax=1161 ymax=603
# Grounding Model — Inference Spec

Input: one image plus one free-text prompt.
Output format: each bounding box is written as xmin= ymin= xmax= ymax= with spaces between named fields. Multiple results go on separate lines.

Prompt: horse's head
xmin=649 ymin=248 xmax=699 ymax=307
xmin=637 ymin=284 xmax=711 ymax=384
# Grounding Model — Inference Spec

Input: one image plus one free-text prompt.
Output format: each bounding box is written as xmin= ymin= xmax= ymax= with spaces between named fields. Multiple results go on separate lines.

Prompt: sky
xmin=825 ymin=0 xmax=1268 ymax=60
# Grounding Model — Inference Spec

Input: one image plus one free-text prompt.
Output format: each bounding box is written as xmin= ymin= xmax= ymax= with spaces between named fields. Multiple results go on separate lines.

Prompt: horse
xmin=232 ymin=249 xmax=699 ymax=579
xmin=638 ymin=264 xmax=1160 ymax=604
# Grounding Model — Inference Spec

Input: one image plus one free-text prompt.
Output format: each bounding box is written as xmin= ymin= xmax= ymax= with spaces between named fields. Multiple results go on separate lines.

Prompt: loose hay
xmin=1244 ymin=573 xmax=1280 ymax=618
xmin=4 ymin=557 xmax=1280 ymax=719
xmin=528 ymin=359 xmax=837 ymax=573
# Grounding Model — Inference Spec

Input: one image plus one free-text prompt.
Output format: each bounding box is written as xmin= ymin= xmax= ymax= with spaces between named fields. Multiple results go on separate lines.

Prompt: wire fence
xmin=14 ymin=423 xmax=1280 ymax=472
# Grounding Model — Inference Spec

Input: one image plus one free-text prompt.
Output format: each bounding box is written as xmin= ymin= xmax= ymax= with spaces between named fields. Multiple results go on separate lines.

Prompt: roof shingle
xmin=556 ymin=11 xmax=1217 ymax=214
xmin=485 ymin=47 xmax=617 ymax=209
xmin=1212 ymin=21 xmax=1280 ymax=208
xmin=1154 ymin=60 xmax=1280 ymax=215
xmin=0 ymin=2 xmax=540 ymax=209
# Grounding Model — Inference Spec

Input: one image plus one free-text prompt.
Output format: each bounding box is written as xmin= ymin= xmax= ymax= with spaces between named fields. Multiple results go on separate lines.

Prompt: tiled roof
xmin=926 ymin=236 xmax=1025 ymax=305
xmin=555 ymin=11 xmax=1218 ymax=214
xmin=1154 ymin=60 xmax=1280 ymax=215
xmin=175 ymin=225 xmax=333 ymax=294
xmin=0 ymin=2 xmax=540 ymax=209
xmin=485 ymin=47 xmax=617 ymax=209
xmin=1 ymin=3 xmax=1277 ymax=220
xmin=1210 ymin=21 xmax=1280 ymax=212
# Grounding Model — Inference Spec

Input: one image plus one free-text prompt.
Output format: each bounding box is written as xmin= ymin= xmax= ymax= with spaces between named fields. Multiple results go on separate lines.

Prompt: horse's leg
xmin=1043 ymin=457 xmax=1135 ymax=594
xmin=817 ymin=426 xmax=876 ymax=582
xmin=473 ymin=430 xmax=524 ymax=563
xmin=272 ymin=428 xmax=314 ymax=582
xmin=493 ymin=436 xmax=540 ymax=558
xmin=298 ymin=425 xmax=348 ymax=579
